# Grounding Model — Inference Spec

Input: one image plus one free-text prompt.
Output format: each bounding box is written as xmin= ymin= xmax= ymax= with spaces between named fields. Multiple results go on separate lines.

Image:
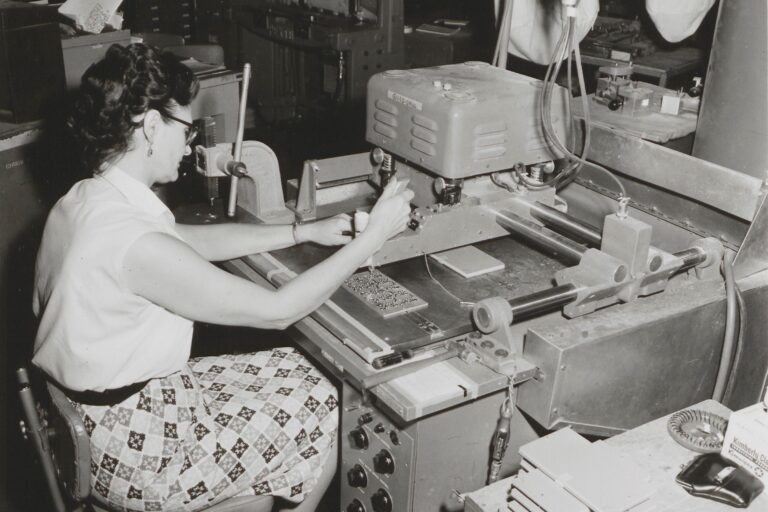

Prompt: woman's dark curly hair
xmin=68 ymin=43 xmax=199 ymax=174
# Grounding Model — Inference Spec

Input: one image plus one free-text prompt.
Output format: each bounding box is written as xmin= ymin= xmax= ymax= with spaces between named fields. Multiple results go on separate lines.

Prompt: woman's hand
xmin=364 ymin=178 xmax=414 ymax=245
xmin=296 ymin=215 xmax=354 ymax=246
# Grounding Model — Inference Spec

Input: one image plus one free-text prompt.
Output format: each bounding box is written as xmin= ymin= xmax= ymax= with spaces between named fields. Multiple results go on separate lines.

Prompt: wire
xmin=713 ymin=253 xmax=738 ymax=402
xmin=516 ymin=9 xmax=626 ymax=201
xmin=566 ymin=27 xmax=575 ymax=152
xmin=723 ymin=281 xmax=745 ymax=404
xmin=490 ymin=172 xmax=517 ymax=192
xmin=423 ymin=255 xmax=475 ymax=307
xmin=761 ymin=355 xmax=768 ymax=405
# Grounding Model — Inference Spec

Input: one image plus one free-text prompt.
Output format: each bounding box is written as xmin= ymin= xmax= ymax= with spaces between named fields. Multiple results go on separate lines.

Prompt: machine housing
xmin=366 ymin=62 xmax=568 ymax=178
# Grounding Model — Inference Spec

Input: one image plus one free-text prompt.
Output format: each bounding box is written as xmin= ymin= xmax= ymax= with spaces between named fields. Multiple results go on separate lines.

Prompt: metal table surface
xmin=463 ymin=400 xmax=768 ymax=511
xmin=226 ymin=234 xmax=570 ymax=423
xmin=247 ymin=235 xmax=569 ymax=354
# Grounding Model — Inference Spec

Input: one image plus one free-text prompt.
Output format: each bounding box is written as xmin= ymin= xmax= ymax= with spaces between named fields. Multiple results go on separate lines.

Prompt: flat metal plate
xmin=734 ymin=193 xmax=768 ymax=279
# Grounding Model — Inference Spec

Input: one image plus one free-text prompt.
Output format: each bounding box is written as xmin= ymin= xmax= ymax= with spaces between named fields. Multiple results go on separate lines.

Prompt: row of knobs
xmin=347 ymin=415 xmax=396 ymax=511
xmin=347 ymin=449 xmax=395 ymax=485
xmin=347 ymin=489 xmax=393 ymax=512
xmin=350 ymin=425 xmax=400 ymax=450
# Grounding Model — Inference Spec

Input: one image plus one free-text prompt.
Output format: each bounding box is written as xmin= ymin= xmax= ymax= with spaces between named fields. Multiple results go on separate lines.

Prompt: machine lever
xmin=227 ymin=63 xmax=252 ymax=217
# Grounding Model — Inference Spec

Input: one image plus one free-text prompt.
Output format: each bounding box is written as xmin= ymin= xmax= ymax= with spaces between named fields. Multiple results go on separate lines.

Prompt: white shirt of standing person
xmin=498 ymin=0 xmax=716 ymax=65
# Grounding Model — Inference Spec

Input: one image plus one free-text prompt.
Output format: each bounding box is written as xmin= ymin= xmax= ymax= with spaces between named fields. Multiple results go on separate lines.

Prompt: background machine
xmin=232 ymin=0 xmax=405 ymax=123
xmin=201 ymin=3 xmax=768 ymax=511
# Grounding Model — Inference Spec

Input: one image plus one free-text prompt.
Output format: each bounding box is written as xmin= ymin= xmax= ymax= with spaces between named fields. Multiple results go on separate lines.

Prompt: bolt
xmin=617 ymin=197 xmax=630 ymax=218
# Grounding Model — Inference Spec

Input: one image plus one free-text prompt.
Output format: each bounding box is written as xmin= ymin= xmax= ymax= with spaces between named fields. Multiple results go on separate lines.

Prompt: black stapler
xmin=676 ymin=453 xmax=764 ymax=508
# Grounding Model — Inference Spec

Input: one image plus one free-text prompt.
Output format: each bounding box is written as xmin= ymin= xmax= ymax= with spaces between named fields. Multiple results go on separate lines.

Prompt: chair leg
xmin=17 ymin=367 xmax=68 ymax=512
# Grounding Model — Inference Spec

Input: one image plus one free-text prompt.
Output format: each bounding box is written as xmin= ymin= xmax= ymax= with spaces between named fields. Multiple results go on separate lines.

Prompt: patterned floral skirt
xmin=72 ymin=348 xmax=339 ymax=512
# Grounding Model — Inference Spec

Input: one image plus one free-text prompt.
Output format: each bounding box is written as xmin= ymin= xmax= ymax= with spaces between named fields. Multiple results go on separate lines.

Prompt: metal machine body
xmin=218 ymin=53 xmax=768 ymax=510
xmin=366 ymin=62 xmax=567 ymax=179
xmin=339 ymin=380 xmax=539 ymax=512
xmin=692 ymin=0 xmax=768 ymax=181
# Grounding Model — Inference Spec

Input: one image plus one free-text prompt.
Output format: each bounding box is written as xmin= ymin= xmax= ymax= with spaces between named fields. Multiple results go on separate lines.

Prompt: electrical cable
xmin=722 ymin=281 xmax=745 ymax=404
xmin=423 ymin=255 xmax=475 ymax=307
xmin=713 ymin=253 xmax=737 ymax=402
xmin=519 ymin=19 xmax=578 ymax=187
xmin=759 ymin=294 xmax=768 ymax=404
xmin=553 ymin=31 xmax=626 ymax=197
xmin=491 ymin=172 xmax=517 ymax=193
xmin=566 ymin=26 xmax=575 ymax=153
xmin=761 ymin=355 xmax=768 ymax=404
xmin=538 ymin=17 xmax=571 ymax=156
xmin=513 ymin=9 xmax=626 ymax=200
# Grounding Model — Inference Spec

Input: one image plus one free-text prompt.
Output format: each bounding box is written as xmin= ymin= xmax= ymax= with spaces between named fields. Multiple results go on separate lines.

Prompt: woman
xmin=31 ymin=44 xmax=413 ymax=512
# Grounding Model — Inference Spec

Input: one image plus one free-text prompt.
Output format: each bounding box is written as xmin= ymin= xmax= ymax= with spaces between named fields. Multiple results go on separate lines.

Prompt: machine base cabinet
xmin=339 ymin=382 xmax=539 ymax=512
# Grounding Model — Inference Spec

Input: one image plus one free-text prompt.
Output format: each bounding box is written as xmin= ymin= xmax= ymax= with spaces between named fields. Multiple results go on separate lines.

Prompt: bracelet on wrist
xmin=292 ymin=221 xmax=301 ymax=244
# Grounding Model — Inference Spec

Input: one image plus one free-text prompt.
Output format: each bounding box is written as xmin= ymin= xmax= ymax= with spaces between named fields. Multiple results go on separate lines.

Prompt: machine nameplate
xmin=387 ymin=90 xmax=422 ymax=111
xmin=344 ymin=270 xmax=428 ymax=319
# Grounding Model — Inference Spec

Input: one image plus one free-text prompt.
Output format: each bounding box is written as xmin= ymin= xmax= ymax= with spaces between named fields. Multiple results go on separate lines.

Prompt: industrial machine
xmin=230 ymin=0 xmax=404 ymax=122
xmin=196 ymin=3 xmax=768 ymax=511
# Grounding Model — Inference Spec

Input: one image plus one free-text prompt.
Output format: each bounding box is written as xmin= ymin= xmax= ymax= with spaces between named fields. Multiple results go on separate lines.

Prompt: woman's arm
xmin=123 ymin=181 xmax=412 ymax=329
xmin=174 ymin=216 xmax=352 ymax=261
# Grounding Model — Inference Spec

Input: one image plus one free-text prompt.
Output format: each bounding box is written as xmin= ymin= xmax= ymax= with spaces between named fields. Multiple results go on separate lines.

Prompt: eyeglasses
xmin=164 ymin=113 xmax=199 ymax=146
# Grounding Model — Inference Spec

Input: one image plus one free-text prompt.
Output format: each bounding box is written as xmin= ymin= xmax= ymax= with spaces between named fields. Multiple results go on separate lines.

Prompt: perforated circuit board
xmin=343 ymin=270 xmax=428 ymax=319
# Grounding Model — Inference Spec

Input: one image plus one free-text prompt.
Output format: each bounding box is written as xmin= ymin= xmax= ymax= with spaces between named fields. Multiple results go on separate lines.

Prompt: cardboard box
xmin=722 ymin=403 xmax=768 ymax=484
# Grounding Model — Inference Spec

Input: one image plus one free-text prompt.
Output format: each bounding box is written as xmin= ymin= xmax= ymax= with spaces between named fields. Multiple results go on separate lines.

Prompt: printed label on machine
xmin=387 ymin=90 xmax=423 ymax=111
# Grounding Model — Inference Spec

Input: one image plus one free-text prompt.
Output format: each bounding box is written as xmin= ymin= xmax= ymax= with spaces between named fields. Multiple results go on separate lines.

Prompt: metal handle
xmin=227 ymin=63 xmax=252 ymax=217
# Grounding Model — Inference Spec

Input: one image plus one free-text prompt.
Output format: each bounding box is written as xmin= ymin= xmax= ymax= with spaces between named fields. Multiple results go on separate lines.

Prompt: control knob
xmin=347 ymin=464 xmax=368 ymax=488
xmin=349 ymin=427 xmax=369 ymax=450
xmin=373 ymin=449 xmax=395 ymax=474
xmin=346 ymin=498 xmax=366 ymax=512
xmin=371 ymin=488 xmax=393 ymax=512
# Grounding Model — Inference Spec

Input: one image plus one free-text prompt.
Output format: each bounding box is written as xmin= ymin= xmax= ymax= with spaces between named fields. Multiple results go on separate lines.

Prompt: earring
xmin=147 ymin=143 xmax=154 ymax=157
